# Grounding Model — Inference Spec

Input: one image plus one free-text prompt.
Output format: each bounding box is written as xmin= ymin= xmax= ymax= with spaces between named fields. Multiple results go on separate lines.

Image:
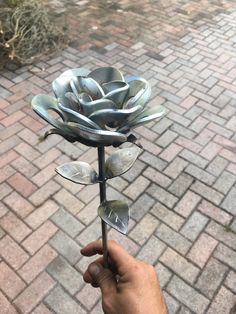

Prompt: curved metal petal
xmin=64 ymin=92 xmax=80 ymax=111
xmin=56 ymin=161 xmax=98 ymax=185
xmin=103 ymin=81 xmax=129 ymax=108
xmin=40 ymin=128 xmax=77 ymax=142
xmin=105 ymin=147 xmax=142 ymax=179
xmin=67 ymin=122 xmax=127 ymax=146
xmin=88 ymin=106 xmax=143 ymax=129
xmin=98 ymin=200 xmax=130 ymax=234
xmin=78 ymin=93 xmax=118 ymax=116
xmin=118 ymin=106 xmax=166 ymax=132
xmin=58 ymin=102 xmax=101 ymax=129
xmin=31 ymin=94 xmax=65 ymax=129
xmin=88 ymin=67 xmax=125 ymax=85
xmin=70 ymin=77 xmax=104 ymax=100
xmin=124 ymin=77 xmax=151 ymax=109
xmin=52 ymin=68 xmax=90 ymax=108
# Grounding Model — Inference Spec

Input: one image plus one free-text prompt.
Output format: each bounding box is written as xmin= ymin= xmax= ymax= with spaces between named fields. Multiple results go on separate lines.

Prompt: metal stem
xmin=98 ymin=146 xmax=109 ymax=268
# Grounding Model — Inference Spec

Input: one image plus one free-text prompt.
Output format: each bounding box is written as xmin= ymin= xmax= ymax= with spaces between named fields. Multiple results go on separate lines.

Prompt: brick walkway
xmin=0 ymin=0 xmax=236 ymax=313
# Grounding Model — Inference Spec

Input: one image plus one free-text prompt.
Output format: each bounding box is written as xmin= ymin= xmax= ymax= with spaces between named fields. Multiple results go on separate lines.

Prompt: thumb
xmin=88 ymin=262 xmax=117 ymax=296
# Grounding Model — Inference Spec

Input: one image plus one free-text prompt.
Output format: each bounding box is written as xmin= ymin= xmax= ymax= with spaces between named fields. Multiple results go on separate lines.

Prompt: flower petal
xmin=125 ymin=76 xmax=151 ymax=109
xmin=88 ymin=67 xmax=125 ymax=84
xmin=52 ymin=68 xmax=90 ymax=109
xmin=70 ymin=77 xmax=104 ymax=100
xmin=67 ymin=122 xmax=127 ymax=146
xmin=58 ymin=102 xmax=101 ymax=129
xmin=118 ymin=105 xmax=166 ymax=132
xmin=78 ymin=93 xmax=118 ymax=116
xmin=88 ymin=106 xmax=143 ymax=129
xmin=103 ymin=81 xmax=129 ymax=108
xmin=31 ymin=94 xmax=65 ymax=129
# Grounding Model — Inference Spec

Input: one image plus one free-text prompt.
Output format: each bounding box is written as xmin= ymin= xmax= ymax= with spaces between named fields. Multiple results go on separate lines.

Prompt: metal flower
xmin=32 ymin=67 xmax=165 ymax=147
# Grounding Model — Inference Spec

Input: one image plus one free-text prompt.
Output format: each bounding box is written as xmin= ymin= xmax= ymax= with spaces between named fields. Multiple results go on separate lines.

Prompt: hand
xmin=81 ymin=240 xmax=167 ymax=314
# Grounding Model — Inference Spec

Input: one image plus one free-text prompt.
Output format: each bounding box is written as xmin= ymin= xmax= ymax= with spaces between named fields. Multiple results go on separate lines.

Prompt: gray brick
xmin=185 ymin=164 xmax=215 ymax=185
xmin=221 ymin=187 xmax=236 ymax=215
xmin=180 ymin=149 xmax=209 ymax=168
xmin=191 ymin=181 xmax=224 ymax=205
xmin=206 ymin=156 xmax=228 ymax=176
xmin=225 ymin=270 xmax=236 ymax=294
xmin=171 ymin=123 xmax=196 ymax=139
xmin=168 ymin=173 xmax=194 ymax=197
xmin=155 ymin=224 xmax=191 ymax=255
xmin=164 ymin=291 xmax=180 ymax=314
xmin=160 ymin=248 xmax=199 ymax=283
xmin=164 ymin=157 xmax=188 ymax=179
xmin=231 ymin=218 xmax=236 ymax=233
xmin=129 ymin=214 xmax=159 ymax=245
xmin=206 ymin=220 xmax=236 ymax=250
xmin=167 ymin=276 xmax=209 ymax=314
xmin=214 ymin=244 xmax=236 ymax=271
xmin=178 ymin=306 xmax=194 ymax=314
xmin=207 ymin=286 xmax=236 ymax=314
xmin=137 ymin=236 xmax=166 ymax=264
xmin=77 ymin=217 xmax=101 ymax=246
xmin=49 ymin=231 xmax=81 ymax=265
xmin=184 ymin=106 xmax=203 ymax=120
xmin=147 ymin=184 xmax=178 ymax=209
xmin=213 ymin=171 xmax=236 ymax=194
xmin=152 ymin=117 xmax=173 ymax=134
xmin=143 ymin=167 xmax=172 ymax=188
xmin=139 ymin=152 xmax=167 ymax=171
xmin=45 ymin=286 xmax=86 ymax=314
xmin=121 ymin=159 xmax=146 ymax=182
xmin=47 ymin=256 xmax=83 ymax=294
xmin=167 ymin=112 xmax=191 ymax=127
xmin=51 ymin=208 xmax=84 ymax=238
xmin=156 ymin=130 xmax=178 ymax=147
xmin=180 ymin=211 xmax=208 ymax=241
xmin=130 ymin=193 xmax=155 ymax=221
xmin=196 ymin=257 xmax=228 ymax=298
xmin=155 ymin=263 xmax=172 ymax=288
xmin=151 ymin=202 xmax=184 ymax=231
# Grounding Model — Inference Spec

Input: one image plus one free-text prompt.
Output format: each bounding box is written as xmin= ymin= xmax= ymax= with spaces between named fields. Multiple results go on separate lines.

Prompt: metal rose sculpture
xmin=32 ymin=67 xmax=165 ymax=266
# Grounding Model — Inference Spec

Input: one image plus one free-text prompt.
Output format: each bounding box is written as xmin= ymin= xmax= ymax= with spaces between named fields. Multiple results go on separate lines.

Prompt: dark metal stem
xmin=98 ymin=146 xmax=108 ymax=268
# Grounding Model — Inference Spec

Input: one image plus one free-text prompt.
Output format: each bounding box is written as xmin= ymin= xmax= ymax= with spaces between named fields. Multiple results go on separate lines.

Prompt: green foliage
xmin=0 ymin=0 xmax=66 ymax=64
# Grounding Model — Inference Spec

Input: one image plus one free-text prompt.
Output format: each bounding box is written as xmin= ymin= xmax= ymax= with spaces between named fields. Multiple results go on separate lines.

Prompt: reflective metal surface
xmin=105 ymin=147 xmax=142 ymax=179
xmin=56 ymin=161 xmax=98 ymax=185
xmin=98 ymin=200 xmax=130 ymax=234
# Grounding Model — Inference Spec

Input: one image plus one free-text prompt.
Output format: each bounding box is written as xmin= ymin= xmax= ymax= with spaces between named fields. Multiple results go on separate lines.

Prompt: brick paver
xmin=0 ymin=0 xmax=236 ymax=313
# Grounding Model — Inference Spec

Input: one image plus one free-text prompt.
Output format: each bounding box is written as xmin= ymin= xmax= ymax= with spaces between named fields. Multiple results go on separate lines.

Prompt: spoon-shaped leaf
xmin=98 ymin=200 xmax=130 ymax=234
xmin=71 ymin=77 xmax=105 ymax=100
xmin=105 ymin=147 xmax=141 ymax=179
xmin=56 ymin=161 xmax=98 ymax=185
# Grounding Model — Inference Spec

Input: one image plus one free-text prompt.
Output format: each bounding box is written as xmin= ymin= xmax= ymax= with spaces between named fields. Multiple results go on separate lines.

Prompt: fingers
xmin=81 ymin=240 xmax=134 ymax=274
xmin=86 ymin=262 xmax=117 ymax=296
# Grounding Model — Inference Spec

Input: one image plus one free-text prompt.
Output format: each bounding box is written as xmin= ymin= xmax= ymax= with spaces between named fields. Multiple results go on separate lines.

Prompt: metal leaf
xmin=98 ymin=200 xmax=130 ymax=234
xmin=105 ymin=146 xmax=141 ymax=179
xmin=56 ymin=161 xmax=98 ymax=185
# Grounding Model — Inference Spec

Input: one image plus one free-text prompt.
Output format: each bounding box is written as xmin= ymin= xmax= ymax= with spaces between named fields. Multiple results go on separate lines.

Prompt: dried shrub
xmin=0 ymin=0 xmax=66 ymax=64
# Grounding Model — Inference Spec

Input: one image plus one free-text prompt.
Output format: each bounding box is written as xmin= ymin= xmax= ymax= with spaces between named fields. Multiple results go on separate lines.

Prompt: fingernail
xmin=88 ymin=263 xmax=101 ymax=276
